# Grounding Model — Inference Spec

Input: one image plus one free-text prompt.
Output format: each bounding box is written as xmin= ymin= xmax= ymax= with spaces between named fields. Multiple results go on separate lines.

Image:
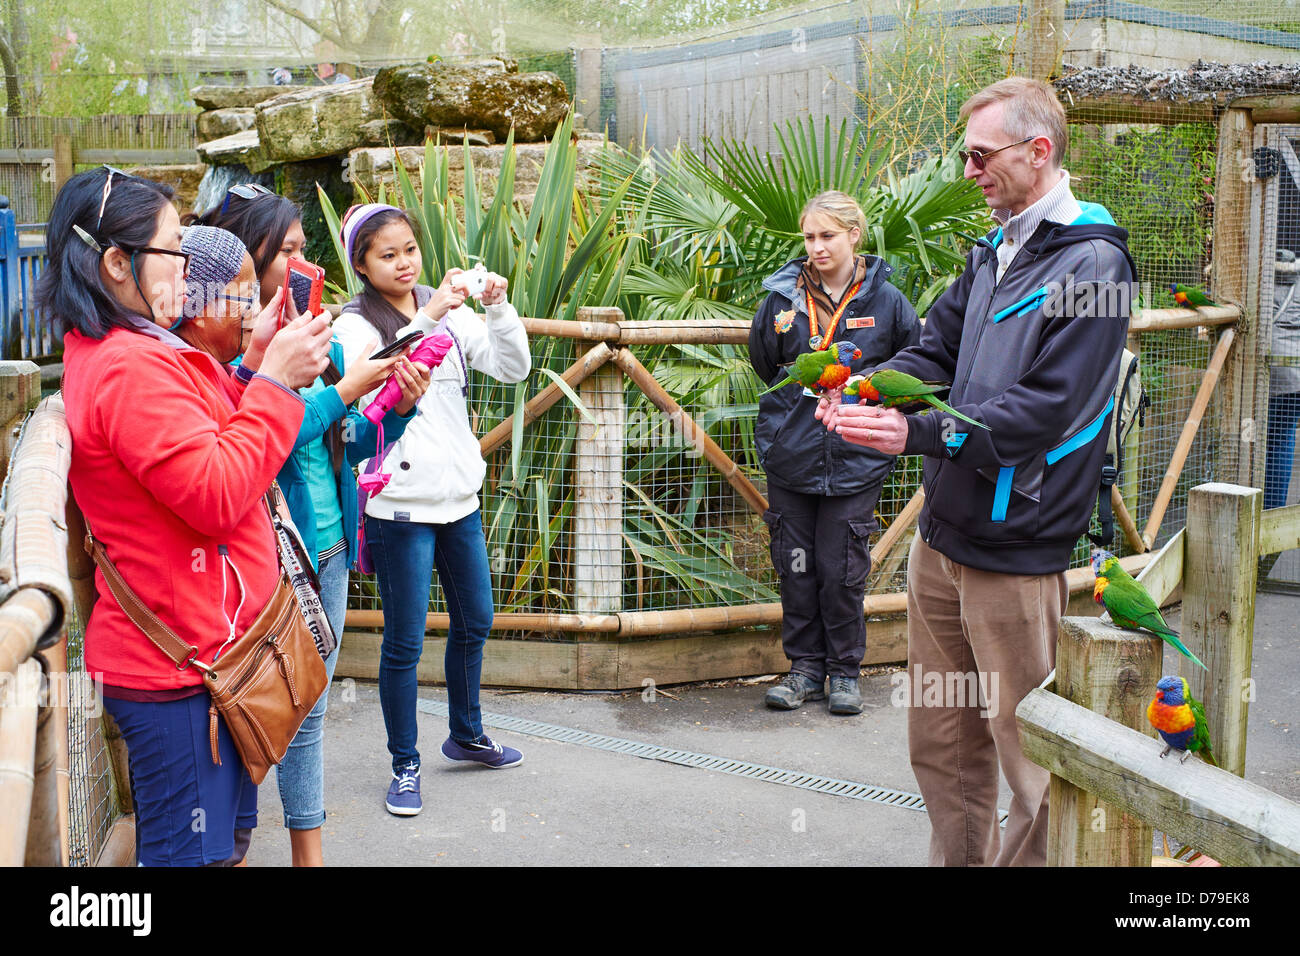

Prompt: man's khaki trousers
xmin=905 ymin=535 xmax=1067 ymax=866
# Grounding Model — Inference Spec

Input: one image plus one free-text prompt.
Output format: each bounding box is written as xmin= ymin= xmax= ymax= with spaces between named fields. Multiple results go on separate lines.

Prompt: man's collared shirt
xmin=991 ymin=169 xmax=1083 ymax=282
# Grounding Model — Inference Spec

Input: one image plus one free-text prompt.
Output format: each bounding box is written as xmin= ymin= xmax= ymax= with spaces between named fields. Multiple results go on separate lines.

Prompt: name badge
xmin=847 ymin=316 xmax=875 ymax=329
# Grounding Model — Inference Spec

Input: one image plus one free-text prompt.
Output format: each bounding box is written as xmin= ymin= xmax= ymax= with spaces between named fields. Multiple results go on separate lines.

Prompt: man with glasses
xmin=819 ymin=77 xmax=1136 ymax=866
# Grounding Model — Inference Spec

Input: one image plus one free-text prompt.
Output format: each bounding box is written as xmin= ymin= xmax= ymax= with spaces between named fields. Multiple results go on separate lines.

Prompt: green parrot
xmin=1148 ymin=675 xmax=1218 ymax=766
xmin=759 ymin=340 xmax=862 ymax=396
xmin=1091 ymin=549 xmax=1207 ymax=670
xmin=1169 ymin=283 xmax=1217 ymax=308
xmin=854 ymin=368 xmax=991 ymax=431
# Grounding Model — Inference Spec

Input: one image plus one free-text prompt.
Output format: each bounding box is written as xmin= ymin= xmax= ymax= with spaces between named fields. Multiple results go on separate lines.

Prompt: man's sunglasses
xmin=958 ymin=137 xmax=1035 ymax=172
xmin=220 ymin=183 xmax=274 ymax=214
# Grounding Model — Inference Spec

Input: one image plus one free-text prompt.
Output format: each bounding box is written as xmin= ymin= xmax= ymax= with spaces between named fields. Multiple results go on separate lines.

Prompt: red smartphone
xmin=279 ymin=258 xmax=325 ymax=327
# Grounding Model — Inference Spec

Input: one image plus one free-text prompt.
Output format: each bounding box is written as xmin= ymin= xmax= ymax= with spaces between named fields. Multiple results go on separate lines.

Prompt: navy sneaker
xmin=440 ymin=735 xmax=523 ymax=769
xmin=385 ymin=762 xmax=422 ymax=816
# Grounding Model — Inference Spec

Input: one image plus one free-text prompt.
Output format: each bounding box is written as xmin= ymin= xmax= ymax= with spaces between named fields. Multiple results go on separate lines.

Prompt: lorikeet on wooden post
xmin=1091 ymin=549 xmax=1207 ymax=670
xmin=1147 ymin=675 xmax=1218 ymax=766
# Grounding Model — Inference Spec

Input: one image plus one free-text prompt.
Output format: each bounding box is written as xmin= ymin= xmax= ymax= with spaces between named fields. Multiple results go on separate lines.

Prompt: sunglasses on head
xmin=220 ymin=183 xmax=274 ymax=215
xmin=958 ymin=137 xmax=1036 ymax=172
xmin=95 ymin=164 xmax=136 ymax=234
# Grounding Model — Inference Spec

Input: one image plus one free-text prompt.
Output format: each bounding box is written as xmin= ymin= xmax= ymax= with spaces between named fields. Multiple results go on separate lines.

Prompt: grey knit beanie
xmin=181 ymin=226 xmax=248 ymax=320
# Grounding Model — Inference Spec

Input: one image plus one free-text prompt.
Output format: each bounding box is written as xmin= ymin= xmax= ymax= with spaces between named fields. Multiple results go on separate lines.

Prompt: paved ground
xmin=245 ymin=592 xmax=1299 ymax=866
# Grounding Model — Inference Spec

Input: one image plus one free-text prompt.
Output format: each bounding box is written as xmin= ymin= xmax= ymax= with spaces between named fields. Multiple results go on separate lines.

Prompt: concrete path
xmin=246 ymin=592 xmax=1299 ymax=866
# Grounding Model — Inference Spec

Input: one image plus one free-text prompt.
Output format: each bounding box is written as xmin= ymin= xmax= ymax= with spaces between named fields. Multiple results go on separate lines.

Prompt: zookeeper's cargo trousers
xmin=763 ymin=480 xmax=882 ymax=683
xmin=905 ymin=535 xmax=1067 ymax=866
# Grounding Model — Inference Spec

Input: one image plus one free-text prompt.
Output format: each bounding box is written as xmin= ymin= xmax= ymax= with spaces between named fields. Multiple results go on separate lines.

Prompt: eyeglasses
xmin=217 ymin=282 xmax=261 ymax=318
xmin=220 ymin=183 xmax=274 ymax=215
xmin=96 ymin=165 xmax=135 ymax=233
xmin=958 ymin=137 xmax=1035 ymax=172
xmin=120 ymin=245 xmax=191 ymax=271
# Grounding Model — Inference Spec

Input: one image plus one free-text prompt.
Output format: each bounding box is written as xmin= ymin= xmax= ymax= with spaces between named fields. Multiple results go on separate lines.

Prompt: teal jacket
xmin=274 ymin=340 xmax=414 ymax=570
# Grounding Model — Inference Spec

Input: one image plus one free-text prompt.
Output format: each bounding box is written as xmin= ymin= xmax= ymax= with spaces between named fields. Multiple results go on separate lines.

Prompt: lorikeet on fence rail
xmin=1170 ymin=283 xmax=1217 ymax=308
xmin=759 ymin=340 xmax=862 ymax=396
xmin=1147 ymin=675 xmax=1218 ymax=766
xmin=849 ymin=368 xmax=991 ymax=431
xmin=1091 ymin=548 xmax=1207 ymax=670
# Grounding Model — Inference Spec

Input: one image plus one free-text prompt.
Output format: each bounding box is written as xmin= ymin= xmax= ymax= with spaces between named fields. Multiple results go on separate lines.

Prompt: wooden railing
xmin=1017 ymin=482 xmax=1300 ymax=866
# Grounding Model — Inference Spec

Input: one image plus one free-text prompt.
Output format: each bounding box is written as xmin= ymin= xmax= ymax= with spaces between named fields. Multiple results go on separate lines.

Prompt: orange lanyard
xmin=806 ymin=281 xmax=862 ymax=350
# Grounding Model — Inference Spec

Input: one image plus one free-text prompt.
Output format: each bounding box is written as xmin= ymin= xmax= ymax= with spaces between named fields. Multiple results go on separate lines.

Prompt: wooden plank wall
xmin=614 ymin=33 xmax=860 ymax=156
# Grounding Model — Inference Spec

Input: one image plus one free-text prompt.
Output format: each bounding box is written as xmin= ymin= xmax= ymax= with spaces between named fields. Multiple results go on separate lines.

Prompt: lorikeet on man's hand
xmin=1091 ymin=548 xmax=1207 ymax=670
xmin=1147 ymin=675 xmax=1218 ymax=766
xmin=1170 ymin=283 xmax=1217 ymax=308
xmin=853 ymin=368 xmax=991 ymax=431
xmin=759 ymin=340 xmax=862 ymax=396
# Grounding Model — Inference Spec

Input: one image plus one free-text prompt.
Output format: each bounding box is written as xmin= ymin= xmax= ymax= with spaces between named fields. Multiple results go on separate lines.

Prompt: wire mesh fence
xmin=62 ymin=603 xmax=117 ymax=867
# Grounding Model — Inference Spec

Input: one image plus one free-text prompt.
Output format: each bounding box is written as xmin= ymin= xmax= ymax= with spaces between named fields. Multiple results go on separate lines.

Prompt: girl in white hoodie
xmin=331 ymin=204 xmax=532 ymax=816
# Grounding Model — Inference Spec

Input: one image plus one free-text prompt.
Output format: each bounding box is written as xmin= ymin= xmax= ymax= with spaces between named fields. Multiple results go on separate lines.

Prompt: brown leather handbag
xmin=85 ymin=491 xmax=328 ymax=786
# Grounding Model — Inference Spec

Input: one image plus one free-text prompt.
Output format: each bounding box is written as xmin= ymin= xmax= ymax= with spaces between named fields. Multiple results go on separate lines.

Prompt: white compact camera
xmin=452 ymin=268 xmax=489 ymax=298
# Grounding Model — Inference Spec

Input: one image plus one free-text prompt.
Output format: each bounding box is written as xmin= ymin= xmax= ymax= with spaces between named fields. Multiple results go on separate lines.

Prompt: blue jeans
xmin=1266 ymin=391 xmax=1300 ymax=510
xmin=366 ymin=511 xmax=493 ymax=772
xmin=274 ymin=548 xmax=347 ymax=829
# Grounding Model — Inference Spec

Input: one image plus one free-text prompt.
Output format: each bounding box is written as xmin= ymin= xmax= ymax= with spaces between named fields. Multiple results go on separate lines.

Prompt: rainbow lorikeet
xmin=760 ymin=340 xmax=862 ymax=396
xmin=851 ymin=368 xmax=990 ymax=431
xmin=1170 ymin=283 xmax=1217 ymax=308
xmin=1147 ymin=675 xmax=1218 ymax=766
xmin=1091 ymin=549 xmax=1207 ymax=670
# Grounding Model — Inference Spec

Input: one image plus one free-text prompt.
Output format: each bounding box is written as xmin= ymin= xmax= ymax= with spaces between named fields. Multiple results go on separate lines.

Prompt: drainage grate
xmin=417 ymin=699 xmax=1010 ymax=826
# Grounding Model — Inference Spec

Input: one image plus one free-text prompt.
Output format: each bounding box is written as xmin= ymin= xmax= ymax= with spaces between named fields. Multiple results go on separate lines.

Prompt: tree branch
xmin=255 ymin=0 xmax=349 ymax=50
xmin=0 ymin=31 xmax=21 ymax=117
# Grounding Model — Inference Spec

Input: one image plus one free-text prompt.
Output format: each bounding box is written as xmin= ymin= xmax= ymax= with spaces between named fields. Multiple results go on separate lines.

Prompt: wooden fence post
xmin=52 ymin=135 xmax=74 ymax=190
xmin=1027 ymin=0 xmax=1066 ymax=80
xmin=1182 ymin=482 xmax=1261 ymax=778
xmin=1045 ymin=616 xmax=1162 ymax=865
xmin=573 ymin=307 xmax=624 ymax=615
xmin=0 ymin=361 xmax=40 ymax=486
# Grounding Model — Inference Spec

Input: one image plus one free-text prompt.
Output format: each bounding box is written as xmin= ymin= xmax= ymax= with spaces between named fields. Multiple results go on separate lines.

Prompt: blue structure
xmin=0 ymin=196 xmax=52 ymax=362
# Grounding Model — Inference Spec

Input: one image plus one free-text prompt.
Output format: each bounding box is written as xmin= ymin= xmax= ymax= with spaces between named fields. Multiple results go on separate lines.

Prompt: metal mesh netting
xmin=63 ymin=609 xmax=117 ymax=867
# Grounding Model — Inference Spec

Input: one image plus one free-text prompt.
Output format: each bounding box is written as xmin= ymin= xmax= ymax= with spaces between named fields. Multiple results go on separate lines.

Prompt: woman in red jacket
xmin=39 ymin=167 xmax=333 ymax=866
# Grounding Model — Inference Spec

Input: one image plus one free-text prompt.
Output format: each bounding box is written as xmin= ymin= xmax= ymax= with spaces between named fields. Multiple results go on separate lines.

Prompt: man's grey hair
xmin=960 ymin=77 xmax=1069 ymax=168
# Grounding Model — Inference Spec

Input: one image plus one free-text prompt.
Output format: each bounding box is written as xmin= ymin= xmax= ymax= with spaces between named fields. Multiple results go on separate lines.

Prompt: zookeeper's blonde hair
xmin=800 ymin=191 xmax=866 ymax=247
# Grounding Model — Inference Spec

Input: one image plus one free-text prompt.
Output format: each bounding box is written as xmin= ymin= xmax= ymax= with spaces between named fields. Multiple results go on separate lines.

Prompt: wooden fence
xmin=1017 ymin=482 xmax=1300 ymax=866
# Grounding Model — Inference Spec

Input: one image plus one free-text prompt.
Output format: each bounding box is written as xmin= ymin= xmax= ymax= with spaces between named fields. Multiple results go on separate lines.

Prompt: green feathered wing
xmin=1101 ymin=567 xmax=1207 ymax=670
xmin=760 ymin=349 xmax=835 ymax=396
xmin=868 ymin=369 xmax=991 ymax=431
xmin=1187 ymin=692 xmax=1218 ymax=766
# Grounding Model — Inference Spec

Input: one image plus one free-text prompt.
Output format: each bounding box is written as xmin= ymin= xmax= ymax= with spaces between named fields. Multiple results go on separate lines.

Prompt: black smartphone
xmin=371 ymin=330 xmax=423 ymax=360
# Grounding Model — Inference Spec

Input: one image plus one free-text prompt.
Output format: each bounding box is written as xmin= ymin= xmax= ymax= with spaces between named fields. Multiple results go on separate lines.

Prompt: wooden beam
xmin=345 ymin=609 xmax=622 ymax=633
xmin=479 ymin=341 xmax=613 ymax=457
xmin=573 ymin=337 xmax=625 ymax=614
xmin=1128 ymin=305 xmax=1239 ymax=334
xmin=1027 ymin=0 xmax=1065 ymax=80
xmin=93 ymin=814 xmax=136 ymax=868
xmin=1135 ymin=528 xmax=1184 ymax=608
xmin=0 ymin=658 xmax=40 ymax=865
xmin=1260 ymin=502 xmax=1300 ymax=555
xmin=1213 ymin=107 xmax=1256 ymax=488
xmin=1231 ymin=94 xmax=1300 ymax=124
xmin=1110 ymin=486 xmax=1145 ymax=555
xmin=1046 ymin=616 xmax=1161 ymax=866
xmin=1059 ymin=92 xmax=1217 ymax=126
xmin=612 ymin=347 xmax=770 ymax=516
xmin=616 ymin=320 xmax=750 ymax=346
xmin=520 ymin=316 xmax=622 ymax=342
xmin=1182 ymin=483 xmax=1261 ymax=778
xmin=1018 ymin=687 xmax=1300 ymax=866
xmin=52 ymin=135 xmax=74 ymax=191
xmin=1141 ymin=327 xmax=1235 ymax=549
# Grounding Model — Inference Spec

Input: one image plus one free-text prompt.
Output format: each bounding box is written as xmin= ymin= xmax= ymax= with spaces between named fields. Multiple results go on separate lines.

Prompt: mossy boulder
xmin=196 ymin=129 xmax=273 ymax=173
xmin=373 ymin=64 xmax=569 ymax=143
xmin=255 ymin=77 xmax=391 ymax=164
xmin=196 ymin=108 xmax=256 ymax=142
xmin=276 ymin=159 xmax=354 ymax=288
xmin=123 ymin=164 xmax=208 ymax=212
xmin=192 ymin=85 xmax=311 ymax=110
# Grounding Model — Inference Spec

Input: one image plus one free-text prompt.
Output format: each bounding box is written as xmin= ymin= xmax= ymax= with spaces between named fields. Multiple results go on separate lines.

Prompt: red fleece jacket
xmin=63 ymin=327 xmax=305 ymax=690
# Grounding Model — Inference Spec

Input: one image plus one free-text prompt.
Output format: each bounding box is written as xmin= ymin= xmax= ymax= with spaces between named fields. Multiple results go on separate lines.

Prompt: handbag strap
xmin=84 ymin=530 xmax=213 ymax=676
xmin=83 ymin=487 xmax=285 ymax=678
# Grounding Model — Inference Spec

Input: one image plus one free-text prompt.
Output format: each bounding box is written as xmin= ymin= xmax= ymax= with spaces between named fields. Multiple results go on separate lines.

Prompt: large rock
xmin=192 ymin=85 xmax=312 ymax=109
xmin=373 ymin=64 xmax=569 ymax=143
xmin=347 ymin=139 xmax=603 ymax=214
xmin=197 ymin=108 xmax=256 ymax=142
xmin=123 ymin=164 xmax=207 ymax=212
xmin=196 ymin=128 xmax=273 ymax=173
xmin=276 ymin=159 xmax=353 ymax=287
xmin=255 ymin=77 xmax=391 ymax=164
